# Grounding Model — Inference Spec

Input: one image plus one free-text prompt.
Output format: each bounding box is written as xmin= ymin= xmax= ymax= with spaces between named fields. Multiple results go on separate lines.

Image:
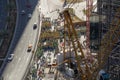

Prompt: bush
xmin=36 ymin=48 xmax=43 ymax=58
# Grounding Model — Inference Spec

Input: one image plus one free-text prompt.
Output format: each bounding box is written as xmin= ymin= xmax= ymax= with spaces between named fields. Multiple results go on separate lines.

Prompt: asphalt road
xmin=0 ymin=0 xmax=8 ymax=30
xmin=2 ymin=0 xmax=40 ymax=80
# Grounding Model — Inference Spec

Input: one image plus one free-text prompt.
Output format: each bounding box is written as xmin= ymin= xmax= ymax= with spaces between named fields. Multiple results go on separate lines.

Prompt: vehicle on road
xmin=27 ymin=44 xmax=32 ymax=52
xmin=33 ymin=23 xmax=37 ymax=29
xmin=7 ymin=54 xmax=14 ymax=61
xmin=28 ymin=13 xmax=32 ymax=18
xmin=21 ymin=10 xmax=25 ymax=15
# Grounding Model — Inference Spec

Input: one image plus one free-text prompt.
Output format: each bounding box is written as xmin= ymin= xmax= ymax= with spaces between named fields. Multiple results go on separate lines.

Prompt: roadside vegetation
xmin=36 ymin=18 xmax=59 ymax=59
xmin=29 ymin=17 xmax=60 ymax=79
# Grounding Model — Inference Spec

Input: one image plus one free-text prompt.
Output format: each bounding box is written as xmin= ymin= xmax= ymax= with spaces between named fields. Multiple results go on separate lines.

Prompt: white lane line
xmin=26 ymin=57 xmax=30 ymax=62
xmin=18 ymin=58 xmax=21 ymax=61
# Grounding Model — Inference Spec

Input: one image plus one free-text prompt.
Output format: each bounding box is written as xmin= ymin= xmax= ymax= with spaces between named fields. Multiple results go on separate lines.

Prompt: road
xmin=0 ymin=0 xmax=8 ymax=30
xmin=2 ymin=0 xmax=40 ymax=80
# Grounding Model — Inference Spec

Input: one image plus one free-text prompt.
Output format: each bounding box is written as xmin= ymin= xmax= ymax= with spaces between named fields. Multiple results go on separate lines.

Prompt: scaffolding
xmin=97 ymin=0 xmax=120 ymax=80
xmin=86 ymin=0 xmax=93 ymax=55
xmin=56 ymin=0 xmax=120 ymax=80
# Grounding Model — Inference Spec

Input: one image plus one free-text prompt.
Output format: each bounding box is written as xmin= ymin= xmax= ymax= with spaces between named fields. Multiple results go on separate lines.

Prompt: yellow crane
xmin=62 ymin=10 xmax=91 ymax=80
xmin=58 ymin=7 xmax=120 ymax=80
xmin=91 ymin=7 xmax=120 ymax=80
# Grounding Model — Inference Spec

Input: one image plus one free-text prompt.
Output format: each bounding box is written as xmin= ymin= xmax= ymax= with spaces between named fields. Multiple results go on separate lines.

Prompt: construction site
xmin=31 ymin=0 xmax=119 ymax=80
xmin=0 ymin=0 xmax=120 ymax=80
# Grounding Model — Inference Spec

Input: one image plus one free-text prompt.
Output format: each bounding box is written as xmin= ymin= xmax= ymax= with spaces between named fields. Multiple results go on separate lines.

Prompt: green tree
xmin=53 ymin=41 xmax=58 ymax=49
xmin=36 ymin=48 xmax=43 ymax=58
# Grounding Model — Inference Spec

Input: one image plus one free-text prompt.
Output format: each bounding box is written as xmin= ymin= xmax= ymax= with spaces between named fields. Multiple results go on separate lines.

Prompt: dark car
xmin=33 ymin=23 xmax=37 ymax=29
xmin=27 ymin=44 xmax=32 ymax=52
xmin=21 ymin=10 xmax=25 ymax=15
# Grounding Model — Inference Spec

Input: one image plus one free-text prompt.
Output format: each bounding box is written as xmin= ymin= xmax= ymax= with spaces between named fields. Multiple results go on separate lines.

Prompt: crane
xmin=86 ymin=0 xmax=93 ymax=61
xmin=57 ymin=6 xmax=120 ymax=80
xmin=91 ymin=7 xmax=120 ymax=80
xmin=60 ymin=10 xmax=92 ymax=80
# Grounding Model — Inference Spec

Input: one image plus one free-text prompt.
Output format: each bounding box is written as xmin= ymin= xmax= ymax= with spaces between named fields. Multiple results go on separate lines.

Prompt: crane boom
xmin=62 ymin=10 xmax=92 ymax=80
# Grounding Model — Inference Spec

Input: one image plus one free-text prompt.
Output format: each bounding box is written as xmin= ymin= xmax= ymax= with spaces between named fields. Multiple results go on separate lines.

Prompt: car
xmin=7 ymin=54 xmax=14 ymax=61
xmin=21 ymin=10 xmax=25 ymax=15
xmin=27 ymin=44 xmax=32 ymax=52
xmin=28 ymin=13 xmax=32 ymax=18
xmin=33 ymin=23 xmax=37 ymax=29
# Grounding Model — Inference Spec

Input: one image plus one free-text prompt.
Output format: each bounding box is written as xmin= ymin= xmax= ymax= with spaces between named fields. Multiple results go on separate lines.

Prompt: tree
xmin=36 ymin=48 xmax=43 ymax=58
xmin=53 ymin=41 xmax=58 ymax=49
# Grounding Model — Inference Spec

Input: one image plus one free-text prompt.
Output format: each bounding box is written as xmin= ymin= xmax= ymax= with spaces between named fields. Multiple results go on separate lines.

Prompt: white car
xmin=28 ymin=13 xmax=32 ymax=18
xmin=21 ymin=10 xmax=25 ymax=15
xmin=7 ymin=54 xmax=14 ymax=61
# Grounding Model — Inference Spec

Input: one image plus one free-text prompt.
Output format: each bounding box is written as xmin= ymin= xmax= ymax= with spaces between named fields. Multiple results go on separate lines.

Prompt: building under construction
xmin=96 ymin=0 xmax=120 ymax=79
xmin=57 ymin=0 xmax=120 ymax=80
xmin=27 ymin=0 xmax=120 ymax=80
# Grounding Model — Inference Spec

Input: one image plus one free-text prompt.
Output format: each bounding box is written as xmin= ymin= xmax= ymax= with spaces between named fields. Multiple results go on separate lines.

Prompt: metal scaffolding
xmin=97 ymin=0 xmax=120 ymax=80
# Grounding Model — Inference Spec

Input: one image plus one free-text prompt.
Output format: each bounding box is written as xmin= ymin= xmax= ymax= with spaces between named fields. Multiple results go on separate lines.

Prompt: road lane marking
xmin=26 ymin=56 xmax=30 ymax=62
xmin=18 ymin=58 xmax=21 ymax=61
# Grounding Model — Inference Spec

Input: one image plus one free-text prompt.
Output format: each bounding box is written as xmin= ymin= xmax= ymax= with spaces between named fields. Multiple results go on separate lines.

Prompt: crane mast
xmin=62 ymin=10 xmax=92 ymax=80
xmin=86 ymin=0 xmax=93 ymax=60
xmin=56 ymin=1 xmax=120 ymax=80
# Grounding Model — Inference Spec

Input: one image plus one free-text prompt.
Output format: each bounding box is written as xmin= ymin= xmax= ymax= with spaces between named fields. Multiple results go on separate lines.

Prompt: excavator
xmin=56 ymin=6 xmax=120 ymax=80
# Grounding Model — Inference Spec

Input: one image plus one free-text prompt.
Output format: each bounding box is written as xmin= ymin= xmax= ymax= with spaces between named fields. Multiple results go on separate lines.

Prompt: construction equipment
xmin=91 ymin=7 xmax=120 ymax=80
xmin=86 ymin=0 xmax=93 ymax=57
xmin=60 ymin=10 xmax=92 ymax=80
xmin=53 ymin=0 xmax=120 ymax=79
xmin=57 ymin=6 xmax=120 ymax=79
